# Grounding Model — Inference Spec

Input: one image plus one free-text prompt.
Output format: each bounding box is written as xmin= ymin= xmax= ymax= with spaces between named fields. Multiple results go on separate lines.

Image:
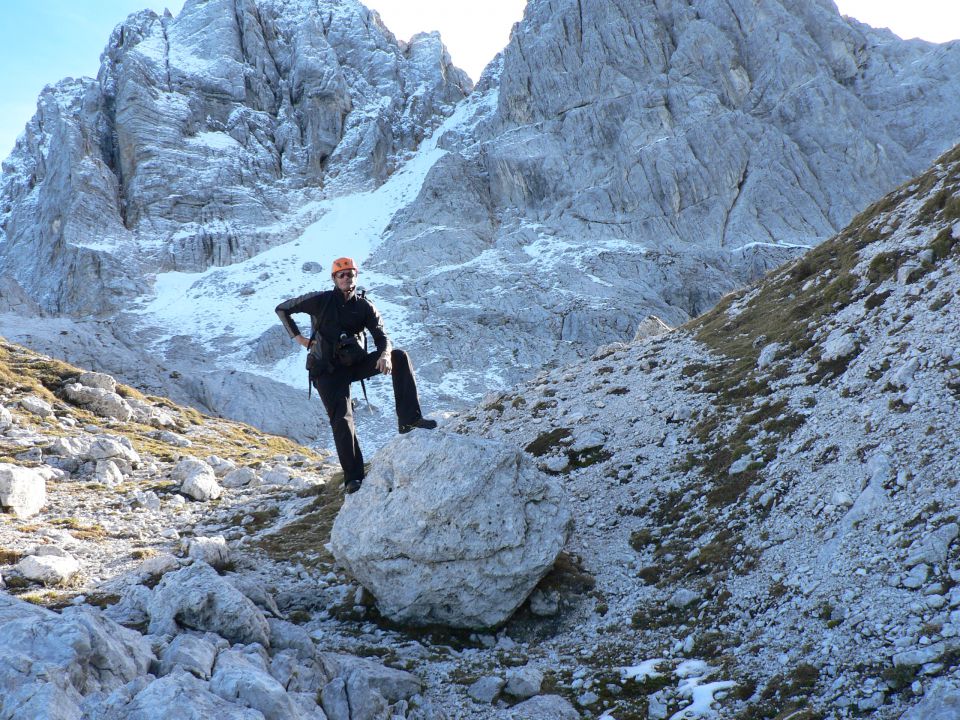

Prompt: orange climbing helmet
xmin=331 ymin=257 xmax=359 ymax=276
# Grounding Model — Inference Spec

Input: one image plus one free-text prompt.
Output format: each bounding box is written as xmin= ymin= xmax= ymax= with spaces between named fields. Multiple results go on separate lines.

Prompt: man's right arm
xmin=275 ymin=291 xmax=326 ymax=345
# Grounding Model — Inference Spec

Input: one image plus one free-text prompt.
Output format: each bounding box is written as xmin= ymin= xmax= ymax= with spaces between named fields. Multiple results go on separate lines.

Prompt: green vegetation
xmin=250 ymin=483 xmax=343 ymax=568
xmin=524 ymin=427 xmax=571 ymax=457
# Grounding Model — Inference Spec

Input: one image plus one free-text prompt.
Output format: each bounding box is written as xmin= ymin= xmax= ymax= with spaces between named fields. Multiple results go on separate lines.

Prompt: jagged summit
xmin=368 ymin=0 xmax=960 ymax=402
xmin=0 ymin=0 xmax=470 ymax=315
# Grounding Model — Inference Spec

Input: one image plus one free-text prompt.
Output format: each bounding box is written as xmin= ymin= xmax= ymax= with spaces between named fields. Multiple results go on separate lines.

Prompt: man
xmin=275 ymin=257 xmax=437 ymax=493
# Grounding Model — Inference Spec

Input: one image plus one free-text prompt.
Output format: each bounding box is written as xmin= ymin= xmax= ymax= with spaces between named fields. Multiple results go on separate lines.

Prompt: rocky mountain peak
xmin=0 ymin=0 xmax=470 ymax=315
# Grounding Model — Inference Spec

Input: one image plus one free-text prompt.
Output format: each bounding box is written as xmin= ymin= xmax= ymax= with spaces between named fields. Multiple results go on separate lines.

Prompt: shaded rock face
xmin=0 ymin=0 xmax=470 ymax=316
xmin=369 ymin=0 xmax=960 ymax=397
xmin=330 ymin=431 xmax=572 ymax=629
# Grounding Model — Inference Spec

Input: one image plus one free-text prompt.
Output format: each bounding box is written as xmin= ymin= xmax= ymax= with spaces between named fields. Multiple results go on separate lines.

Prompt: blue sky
xmin=0 ymin=1 xmax=958 ymax=161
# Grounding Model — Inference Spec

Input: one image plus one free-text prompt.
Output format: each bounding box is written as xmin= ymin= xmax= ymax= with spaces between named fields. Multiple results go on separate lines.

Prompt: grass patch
xmin=250 ymin=483 xmax=342 ymax=568
xmin=49 ymin=517 xmax=108 ymax=540
xmin=524 ymin=427 xmax=571 ymax=457
xmin=0 ymin=548 xmax=24 ymax=565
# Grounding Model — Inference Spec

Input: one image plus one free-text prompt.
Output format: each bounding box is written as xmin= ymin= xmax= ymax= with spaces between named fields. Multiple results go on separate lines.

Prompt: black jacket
xmin=275 ymin=289 xmax=391 ymax=374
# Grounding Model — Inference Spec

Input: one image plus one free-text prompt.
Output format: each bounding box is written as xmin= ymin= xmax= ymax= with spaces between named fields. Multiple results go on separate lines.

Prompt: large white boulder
xmin=331 ymin=432 xmax=572 ymax=628
xmin=0 ymin=462 xmax=48 ymax=518
xmin=184 ymin=535 xmax=231 ymax=570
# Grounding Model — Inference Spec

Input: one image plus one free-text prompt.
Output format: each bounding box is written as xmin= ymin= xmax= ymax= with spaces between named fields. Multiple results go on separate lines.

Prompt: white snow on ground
xmin=620 ymin=658 xmax=665 ymax=682
xmin=131 ymin=89 xmax=499 ymax=392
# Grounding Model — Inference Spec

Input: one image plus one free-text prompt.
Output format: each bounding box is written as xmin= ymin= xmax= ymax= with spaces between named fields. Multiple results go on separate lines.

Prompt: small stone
xmin=20 ymin=396 xmax=55 ymax=418
xmin=903 ymin=564 xmax=931 ymax=590
xmin=668 ymin=588 xmax=699 ymax=609
xmin=529 ymin=588 xmax=560 ymax=616
xmin=185 ymin=536 xmax=230 ymax=570
xmin=468 ymin=676 xmax=505 ymax=703
xmin=95 ymin=459 xmax=125 ymax=487
xmin=577 ymin=691 xmax=600 ymax=706
xmin=16 ymin=553 xmax=81 ymax=585
xmin=173 ymin=457 xmax=222 ymax=501
xmin=222 ymin=466 xmax=257 ymax=488
xmin=505 ymin=666 xmax=543 ymax=699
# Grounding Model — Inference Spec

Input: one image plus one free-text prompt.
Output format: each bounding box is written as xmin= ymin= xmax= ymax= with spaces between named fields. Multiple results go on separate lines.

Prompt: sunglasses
xmin=335 ymin=270 xmax=358 ymax=279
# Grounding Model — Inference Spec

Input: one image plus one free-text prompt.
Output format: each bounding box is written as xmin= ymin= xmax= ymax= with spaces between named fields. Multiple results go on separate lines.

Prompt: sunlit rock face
xmin=0 ymin=0 xmax=470 ymax=315
xmin=369 ymin=0 xmax=960 ymax=397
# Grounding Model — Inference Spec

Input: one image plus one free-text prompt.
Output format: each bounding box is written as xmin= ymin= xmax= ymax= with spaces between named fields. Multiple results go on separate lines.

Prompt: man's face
xmin=334 ymin=269 xmax=357 ymax=293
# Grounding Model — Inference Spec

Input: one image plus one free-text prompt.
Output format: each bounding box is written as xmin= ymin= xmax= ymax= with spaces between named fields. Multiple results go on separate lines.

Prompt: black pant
xmin=313 ymin=349 xmax=424 ymax=484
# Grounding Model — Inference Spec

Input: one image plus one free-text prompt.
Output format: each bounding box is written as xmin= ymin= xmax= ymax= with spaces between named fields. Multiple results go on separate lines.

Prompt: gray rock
xmin=0 ymin=462 xmax=48 ymax=517
xmin=633 ymin=316 xmax=673 ymax=343
xmin=102 ymin=583 xmax=154 ymax=629
xmin=900 ymin=679 xmax=960 ymax=719
xmin=269 ymin=649 xmax=328 ymax=698
xmin=205 ymin=455 xmax=237 ymax=478
xmin=173 ymin=457 xmax=222 ymax=501
xmin=821 ymin=330 xmax=858 ymax=363
xmin=906 ymin=523 xmax=960 ymax=568
xmin=528 ymin=588 xmax=560 ymax=616
xmin=318 ymin=652 xmax=422 ymax=704
xmin=95 ymin=459 xmax=125 ymax=487
xmin=468 ymin=675 xmax=505 ymax=703
xmin=331 ymin=432 xmax=572 ymax=628
xmin=320 ymin=677 xmax=351 ymax=720
xmin=222 ymin=466 xmax=258 ymax=488
xmin=344 ymin=672 xmax=390 ymax=720
xmin=0 ymin=594 xmax=154 ymax=717
xmin=19 ymin=395 xmax=54 ymax=418
xmin=757 ymin=342 xmax=783 ymax=371
xmin=62 ymin=382 xmax=133 ymax=421
xmin=98 ymin=666 xmax=265 ymax=720
xmin=159 ymin=633 xmax=219 ymax=680
xmin=507 ymin=694 xmax=580 ymax=719
xmin=504 ymin=666 xmax=544 ymax=699
xmin=265 ymin=619 xmax=316 ymax=660
xmin=15 ymin=552 xmax=81 ymax=586
xmin=210 ymin=648 xmax=308 ymax=720
xmin=147 ymin=562 xmax=270 ymax=647
xmin=0 ymin=404 xmax=13 ymax=430
xmin=227 ymin=574 xmax=283 ymax=619
xmin=87 ymin=436 xmax=141 ymax=466
xmin=185 ymin=535 xmax=231 ymax=571
xmin=668 ymin=588 xmax=700 ymax=609
xmin=893 ymin=638 xmax=960 ymax=667
xmin=77 ymin=371 xmax=118 ymax=392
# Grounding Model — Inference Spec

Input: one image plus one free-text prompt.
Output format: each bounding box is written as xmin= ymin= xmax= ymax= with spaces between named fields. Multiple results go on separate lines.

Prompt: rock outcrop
xmin=0 ymin=594 xmax=155 ymax=718
xmin=331 ymin=431 xmax=573 ymax=628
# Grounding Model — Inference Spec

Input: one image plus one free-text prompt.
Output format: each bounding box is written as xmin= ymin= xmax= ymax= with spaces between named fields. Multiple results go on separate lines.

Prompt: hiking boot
xmin=344 ymin=477 xmax=363 ymax=494
xmin=399 ymin=417 xmax=438 ymax=434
